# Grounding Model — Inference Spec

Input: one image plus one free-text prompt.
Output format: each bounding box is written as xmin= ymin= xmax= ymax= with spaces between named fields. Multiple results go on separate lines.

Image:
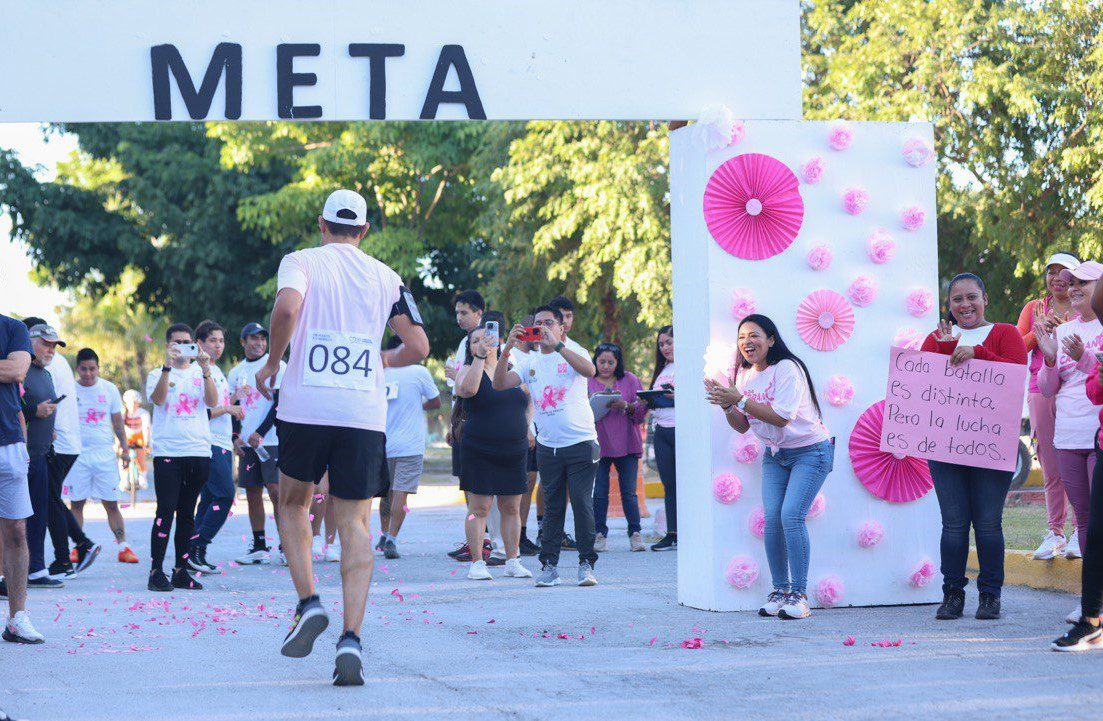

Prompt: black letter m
xmin=151 ymin=43 xmax=242 ymax=120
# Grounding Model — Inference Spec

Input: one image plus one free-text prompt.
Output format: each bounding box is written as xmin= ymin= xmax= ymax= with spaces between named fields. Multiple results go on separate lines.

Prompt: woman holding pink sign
xmin=921 ymin=273 xmax=1028 ymax=621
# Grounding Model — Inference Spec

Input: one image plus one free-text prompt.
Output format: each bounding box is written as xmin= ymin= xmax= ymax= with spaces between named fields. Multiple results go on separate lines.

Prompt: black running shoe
xmin=333 ymin=632 xmax=365 ymax=686
xmin=73 ymin=541 xmax=102 ymax=574
xmin=1052 ymin=620 xmax=1103 ymax=652
xmin=976 ymin=592 xmax=1001 ymax=620
xmin=936 ymin=589 xmax=966 ymax=620
xmin=518 ymin=535 xmax=540 ymax=557
xmin=48 ymin=559 xmax=76 ymax=579
xmin=186 ymin=546 xmax=217 ymax=575
xmin=27 ymin=575 xmax=64 ymax=589
xmin=383 ymin=539 xmax=400 ymax=560
xmin=0 ymin=577 xmax=6 ymax=598
xmin=650 ymin=533 xmax=677 ymax=552
xmin=375 ymin=536 xmax=386 ymax=552
xmin=171 ymin=568 xmax=203 ymax=590
xmin=148 ymin=569 xmax=173 ymax=592
xmin=281 ymin=595 xmax=330 ymax=658
xmin=561 ymin=533 xmax=577 ymax=550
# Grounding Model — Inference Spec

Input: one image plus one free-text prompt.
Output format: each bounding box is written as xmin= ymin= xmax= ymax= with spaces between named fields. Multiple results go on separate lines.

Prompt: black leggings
xmin=654 ymin=425 xmax=677 ymax=534
xmin=150 ymin=456 xmax=209 ymax=572
xmin=46 ymin=451 xmax=90 ymax=561
xmin=1083 ymin=448 xmax=1103 ymax=618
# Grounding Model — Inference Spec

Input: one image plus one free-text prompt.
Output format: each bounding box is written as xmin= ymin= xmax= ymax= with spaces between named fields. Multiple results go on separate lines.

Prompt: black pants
xmin=151 ymin=456 xmax=209 ymax=572
xmin=26 ymin=455 xmax=49 ymax=575
xmin=46 ymin=451 xmax=90 ymax=562
xmin=537 ymin=441 xmax=599 ymax=568
xmin=654 ymin=425 xmax=677 ymax=534
xmin=1082 ymin=447 xmax=1103 ymax=618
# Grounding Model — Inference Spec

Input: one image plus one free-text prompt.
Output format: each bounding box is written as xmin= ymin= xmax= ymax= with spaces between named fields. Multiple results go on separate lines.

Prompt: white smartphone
xmin=176 ymin=343 xmax=199 ymax=359
xmin=484 ymin=321 xmax=499 ymax=342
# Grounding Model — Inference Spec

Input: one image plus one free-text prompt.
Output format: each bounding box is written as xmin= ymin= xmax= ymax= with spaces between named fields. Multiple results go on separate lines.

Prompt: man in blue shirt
xmin=0 ymin=313 xmax=44 ymax=644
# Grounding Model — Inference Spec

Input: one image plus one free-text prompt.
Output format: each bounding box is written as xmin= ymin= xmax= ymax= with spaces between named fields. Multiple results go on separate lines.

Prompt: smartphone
xmin=50 ymin=394 xmax=67 ymax=404
xmin=176 ymin=343 xmax=199 ymax=359
xmin=518 ymin=327 xmax=542 ymax=342
xmin=484 ymin=321 xmax=499 ymax=342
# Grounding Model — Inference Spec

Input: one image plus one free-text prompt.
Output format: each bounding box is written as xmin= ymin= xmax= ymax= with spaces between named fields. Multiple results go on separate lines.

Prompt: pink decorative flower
xmin=725 ymin=556 xmax=760 ymax=590
xmin=893 ymin=327 xmax=925 ymax=350
xmin=815 ymin=576 xmax=845 ymax=607
xmin=902 ymin=137 xmax=935 ymax=168
xmin=800 ymin=156 xmax=825 ymax=184
xmin=857 ymin=521 xmax=884 ymax=549
xmin=828 ymin=122 xmax=854 ymax=151
xmin=696 ymin=105 xmax=744 ymax=151
xmin=730 ymin=433 xmax=762 ymax=464
xmin=703 ymin=342 xmax=739 ymax=383
xmin=866 ymin=229 xmax=896 ymax=264
xmin=901 ymin=206 xmax=926 ymax=231
xmin=712 ymin=473 xmax=743 ymax=504
xmin=806 ymin=492 xmax=827 ymax=520
xmin=730 ymin=288 xmax=757 ymax=321
xmin=826 ymin=376 xmax=854 ymax=407
xmin=906 ymin=289 xmax=935 ymax=318
xmin=843 ymin=188 xmax=870 ymax=215
xmin=909 ymin=560 xmax=937 ymax=588
xmin=847 ymin=276 xmax=877 ymax=307
xmin=748 ymin=505 xmax=765 ymax=539
xmin=704 ymin=153 xmax=806 ymax=260
xmin=806 ymin=244 xmax=832 ymax=272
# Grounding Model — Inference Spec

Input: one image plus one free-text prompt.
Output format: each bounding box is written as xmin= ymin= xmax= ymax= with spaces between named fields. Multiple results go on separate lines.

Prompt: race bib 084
xmin=302 ymin=329 xmax=377 ymax=391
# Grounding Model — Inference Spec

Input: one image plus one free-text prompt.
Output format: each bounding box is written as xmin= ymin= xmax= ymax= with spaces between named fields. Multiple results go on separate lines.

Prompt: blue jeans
xmin=194 ymin=446 xmax=234 ymax=546
xmin=761 ymin=440 xmax=834 ymax=594
xmin=594 ymin=455 xmax=642 ymax=536
xmin=26 ymin=454 xmax=50 ymax=575
xmin=928 ymin=460 xmax=1013 ymax=597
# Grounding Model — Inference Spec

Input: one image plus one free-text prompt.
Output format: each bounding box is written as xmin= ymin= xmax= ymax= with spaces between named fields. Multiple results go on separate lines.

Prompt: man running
xmin=228 ymin=322 xmax=285 ymax=566
xmin=256 ymin=189 xmax=429 ymax=686
xmin=120 ymin=390 xmax=151 ymax=490
xmin=69 ymin=348 xmax=138 ymax=563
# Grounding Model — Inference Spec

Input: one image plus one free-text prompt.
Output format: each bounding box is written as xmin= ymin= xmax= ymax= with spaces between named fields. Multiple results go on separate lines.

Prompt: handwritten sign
xmin=880 ymin=347 xmax=1028 ymax=472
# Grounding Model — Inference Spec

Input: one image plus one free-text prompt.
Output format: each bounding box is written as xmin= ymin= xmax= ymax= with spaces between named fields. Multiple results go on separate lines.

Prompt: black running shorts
xmin=276 ymin=420 xmax=389 ymax=501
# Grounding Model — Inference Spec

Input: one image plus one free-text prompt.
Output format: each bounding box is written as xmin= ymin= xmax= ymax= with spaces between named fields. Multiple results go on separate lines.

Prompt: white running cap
xmin=322 ymin=189 xmax=368 ymax=226
xmin=1045 ymin=252 xmax=1080 ymax=271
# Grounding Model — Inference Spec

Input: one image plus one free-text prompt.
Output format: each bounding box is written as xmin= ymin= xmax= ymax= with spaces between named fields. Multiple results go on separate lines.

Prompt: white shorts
xmin=65 ymin=448 xmax=119 ymax=502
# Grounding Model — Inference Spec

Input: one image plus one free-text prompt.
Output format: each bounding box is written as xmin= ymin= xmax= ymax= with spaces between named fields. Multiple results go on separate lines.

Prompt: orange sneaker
xmin=118 ymin=546 xmax=139 ymax=564
xmin=69 ymin=547 xmax=79 ymax=564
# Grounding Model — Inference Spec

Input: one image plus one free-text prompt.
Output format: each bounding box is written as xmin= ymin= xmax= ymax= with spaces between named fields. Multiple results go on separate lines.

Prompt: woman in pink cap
xmin=1036 ymin=260 xmax=1103 ymax=573
xmin=1019 ymin=253 xmax=1079 ymax=561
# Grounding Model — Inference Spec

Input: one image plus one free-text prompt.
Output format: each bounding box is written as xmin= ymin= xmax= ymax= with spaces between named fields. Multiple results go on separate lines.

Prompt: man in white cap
xmin=256 ymin=188 xmax=429 ymax=686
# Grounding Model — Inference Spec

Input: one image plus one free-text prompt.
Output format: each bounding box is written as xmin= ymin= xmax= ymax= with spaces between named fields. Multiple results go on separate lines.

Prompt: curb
xmin=968 ymin=549 xmax=1081 ymax=594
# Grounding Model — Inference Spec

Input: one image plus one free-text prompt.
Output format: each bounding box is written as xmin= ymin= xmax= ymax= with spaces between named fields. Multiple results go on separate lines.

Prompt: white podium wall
xmin=671 ymin=120 xmax=943 ymax=611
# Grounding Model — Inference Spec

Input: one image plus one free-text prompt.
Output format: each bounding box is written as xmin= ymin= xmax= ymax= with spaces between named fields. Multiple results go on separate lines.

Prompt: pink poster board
xmin=880 ymin=347 xmax=1028 ymax=472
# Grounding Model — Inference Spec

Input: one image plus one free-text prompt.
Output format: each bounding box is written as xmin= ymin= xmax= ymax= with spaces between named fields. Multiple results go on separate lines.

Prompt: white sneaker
xmin=778 ymin=593 xmax=812 ymax=620
xmin=311 ymin=535 xmax=325 ymax=559
xmin=1066 ymin=534 xmax=1083 ymax=559
xmin=758 ymin=589 xmax=787 ymax=617
xmin=235 ymin=547 xmax=270 ymax=565
xmin=3 ymin=610 xmax=45 ymax=644
xmin=593 ymin=533 xmax=607 ymax=552
xmin=1033 ymin=530 xmax=1067 ymax=560
xmin=277 ymin=549 xmax=288 ymax=566
xmin=504 ymin=558 xmax=533 ymax=578
xmin=629 ymin=532 xmax=645 ymax=552
xmin=325 ymin=542 xmax=342 ymax=563
xmin=468 ymin=560 xmax=492 ymax=580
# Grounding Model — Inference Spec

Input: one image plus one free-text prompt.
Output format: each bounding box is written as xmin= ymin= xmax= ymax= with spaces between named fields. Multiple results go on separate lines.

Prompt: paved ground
xmin=1 ymin=493 xmax=1098 ymax=721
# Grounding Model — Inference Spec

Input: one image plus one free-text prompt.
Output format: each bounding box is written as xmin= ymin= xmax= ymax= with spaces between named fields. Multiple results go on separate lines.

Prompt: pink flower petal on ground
xmin=487 ymin=619 xmax=496 ymax=624
xmin=557 ymin=633 xmax=570 ymax=639
xmin=680 ymin=637 xmax=704 ymax=649
xmin=843 ymin=636 xmax=856 ymax=646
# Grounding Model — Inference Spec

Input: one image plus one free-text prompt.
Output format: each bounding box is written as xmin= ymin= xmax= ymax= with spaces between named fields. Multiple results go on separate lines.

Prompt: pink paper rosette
xmin=827 ymin=376 xmax=855 ymax=407
xmin=902 ymin=137 xmax=935 ymax=168
xmin=857 ymin=520 xmax=884 ymax=549
xmin=815 ymin=575 xmax=845 ymax=607
xmin=909 ymin=560 xmax=937 ymax=588
xmin=712 ymin=473 xmax=743 ymax=504
xmin=807 ymin=244 xmax=832 ymax=271
xmin=842 ymin=188 xmax=870 ymax=216
xmin=893 ymin=327 xmax=925 ymax=350
xmin=828 ymin=122 xmax=854 ymax=151
xmin=748 ymin=504 xmax=765 ymax=539
xmin=901 ymin=206 xmax=926 ymax=231
xmin=800 ymin=156 xmax=825 ymax=184
xmin=797 ymin=290 xmax=855 ymax=351
xmin=730 ymin=433 xmax=762 ymax=464
xmin=847 ymin=276 xmax=877 ymax=307
xmin=907 ymin=289 xmax=935 ymax=318
xmin=725 ymin=556 xmax=760 ymax=590
xmin=703 ymin=153 xmax=805 ymax=260
xmin=848 ymin=401 xmax=934 ymax=503
xmin=806 ymin=492 xmax=827 ymax=520
xmin=866 ymin=229 xmax=896 ymax=264
xmin=730 ymin=288 xmax=757 ymax=321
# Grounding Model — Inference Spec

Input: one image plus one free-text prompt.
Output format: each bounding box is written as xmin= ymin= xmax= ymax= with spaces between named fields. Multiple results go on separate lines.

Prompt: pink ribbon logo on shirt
xmin=172 ymin=393 xmax=199 ymax=417
xmin=82 ymin=408 xmax=106 ymax=426
xmin=539 ymin=385 xmax=568 ymax=411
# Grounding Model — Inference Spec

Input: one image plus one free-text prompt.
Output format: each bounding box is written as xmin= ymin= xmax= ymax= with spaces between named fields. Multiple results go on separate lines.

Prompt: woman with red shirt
xmin=921 ymin=273 xmax=1028 ymax=622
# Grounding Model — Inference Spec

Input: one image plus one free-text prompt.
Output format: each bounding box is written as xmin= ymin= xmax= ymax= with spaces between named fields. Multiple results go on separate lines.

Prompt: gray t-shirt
xmin=23 ymin=363 xmax=57 ymax=458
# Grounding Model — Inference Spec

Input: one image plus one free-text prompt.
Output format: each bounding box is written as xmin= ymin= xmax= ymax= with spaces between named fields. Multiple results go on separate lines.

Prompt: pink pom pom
xmin=748 ymin=505 xmax=765 ymax=539
xmin=857 ymin=521 xmax=884 ymax=549
xmin=901 ymin=206 xmax=926 ymax=231
xmin=800 ymin=156 xmax=825 ymax=184
xmin=730 ymin=433 xmax=762 ymax=464
xmin=847 ymin=276 xmax=877 ymax=307
xmin=806 ymin=492 xmax=827 ymax=520
xmin=902 ymin=137 xmax=935 ymax=167
xmin=828 ymin=122 xmax=853 ymax=151
xmin=843 ymin=188 xmax=870 ymax=215
xmin=826 ymin=376 xmax=854 ymax=407
xmin=730 ymin=288 xmax=757 ymax=321
xmin=697 ymin=105 xmax=745 ymax=151
xmin=730 ymin=121 xmax=746 ymax=146
xmin=703 ymin=342 xmax=739 ymax=383
xmin=893 ymin=327 xmax=925 ymax=350
xmin=866 ymin=229 xmax=896 ymax=264
xmin=909 ymin=559 xmax=937 ymax=588
xmin=724 ymin=556 xmax=760 ymax=590
xmin=806 ymin=244 xmax=832 ymax=272
xmin=906 ymin=289 xmax=935 ymax=318
xmin=712 ymin=473 xmax=743 ymax=504
xmin=815 ymin=575 xmax=845 ymax=607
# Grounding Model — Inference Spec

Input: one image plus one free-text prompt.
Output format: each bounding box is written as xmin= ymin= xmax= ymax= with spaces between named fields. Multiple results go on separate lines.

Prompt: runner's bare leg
xmin=277 ymin=473 xmax=315 ymax=600
xmin=334 ymin=497 xmax=374 ymax=632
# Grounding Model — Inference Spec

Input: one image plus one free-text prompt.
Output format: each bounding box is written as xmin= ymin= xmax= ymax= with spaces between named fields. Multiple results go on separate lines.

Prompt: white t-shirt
xmin=1048 ymin=317 xmax=1103 ymax=449
xmin=276 ymin=243 xmax=403 ymax=431
xmin=74 ymin=378 xmax=123 ymax=455
xmin=736 ymin=359 xmax=830 ymax=450
xmin=651 ymin=362 xmax=676 ymax=428
xmin=952 ymin=323 xmax=995 ymax=347
xmin=227 ymin=354 xmax=286 ymax=447
xmin=145 ymin=363 xmax=212 ymax=458
xmin=510 ymin=349 xmax=537 ymax=437
xmin=511 ymin=338 xmax=596 ymax=449
xmin=207 ymin=365 xmax=233 ymax=451
xmin=384 ymin=365 xmax=440 ymax=458
xmin=46 ymin=353 xmax=82 ymax=455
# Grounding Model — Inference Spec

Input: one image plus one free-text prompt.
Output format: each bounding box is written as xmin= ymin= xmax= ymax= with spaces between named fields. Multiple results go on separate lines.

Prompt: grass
xmin=999 ymin=503 xmax=1049 ymax=552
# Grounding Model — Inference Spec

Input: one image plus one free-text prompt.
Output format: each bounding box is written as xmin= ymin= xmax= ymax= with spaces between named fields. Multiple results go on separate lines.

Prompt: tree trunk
xmin=602 ymin=289 xmax=619 ymax=342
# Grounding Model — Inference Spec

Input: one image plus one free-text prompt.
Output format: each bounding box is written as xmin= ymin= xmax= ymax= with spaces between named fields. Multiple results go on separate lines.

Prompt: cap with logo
xmin=28 ymin=324 xmax=66 ymax=347
xmin=240 ymin=322 xmax=268 ymax=340
xmin=322 ymin=189 xmax=368 ymax=226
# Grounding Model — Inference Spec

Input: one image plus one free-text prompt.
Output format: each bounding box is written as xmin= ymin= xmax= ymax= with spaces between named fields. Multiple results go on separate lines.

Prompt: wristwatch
xmin=736 ymin=396 xmax=749 ymax=412
xmin=161 ymin=365 xmax=171 ymax=374
xmin=554 ymin=341 xmax=565 ymax=353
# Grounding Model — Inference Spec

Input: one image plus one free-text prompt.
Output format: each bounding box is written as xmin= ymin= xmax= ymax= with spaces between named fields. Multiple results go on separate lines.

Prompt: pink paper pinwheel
xmin=796 ymin=290 xmax=855 ymax=351
xmin=703 ymin=153 xmax=805 ymax=260
xmin=849 ymin=401 xmax=934 ymax=502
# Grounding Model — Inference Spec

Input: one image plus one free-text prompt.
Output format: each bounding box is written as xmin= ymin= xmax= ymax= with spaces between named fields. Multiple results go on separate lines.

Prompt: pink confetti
xmin=155 ymin=519 xmax=162 ymax=526
xmin=144 ymin=334 xmax=154 ymax=342
xmin=487 ymin=619 xmax=496 ymax=624
xmin=212 ymin=505 xmax=220 ymax=511
xmin=556 ymin=633 xmax=570 ymax=639
xmin=403 ymin=505 xmax=410 ymax=513
xmin=158 ymin=533 xmax=168 ymax=538
xmin=467 ymin=514 xmax=475 ymax=521
xmin=843 ymin=636 xmax=856 ymax=646
xmin=120 ymin=503 xmax=130 ymax=509
xmin=648 ymin=637 xmax=658 ymax=646
xmin=391 ymin=589 xmax=405 ymax=603
xmin=467 ymin=631 xmax=478 ymax=635
xmin=164 ymin=459 xmax=172 ymax=463
xmin=680 ymin=637 xmax=703 ymax=649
